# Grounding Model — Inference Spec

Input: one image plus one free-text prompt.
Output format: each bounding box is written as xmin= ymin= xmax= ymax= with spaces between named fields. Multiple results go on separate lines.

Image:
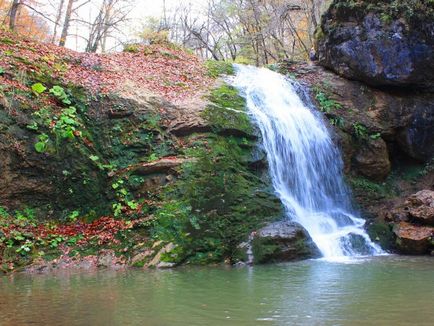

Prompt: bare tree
xmin=59 ymin=0 xmax=90 ymax=47
xmin=51 ymin=0 xmax=65 ymax=43
xmin=83 ymin=0 xmax=132 ymax=52
xmin=8 ymin=0 xmax=21 ymax=30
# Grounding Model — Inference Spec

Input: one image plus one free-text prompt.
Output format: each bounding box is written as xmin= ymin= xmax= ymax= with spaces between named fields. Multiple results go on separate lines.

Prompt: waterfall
xmin=231 ymin=65 xmax=383 ymax=259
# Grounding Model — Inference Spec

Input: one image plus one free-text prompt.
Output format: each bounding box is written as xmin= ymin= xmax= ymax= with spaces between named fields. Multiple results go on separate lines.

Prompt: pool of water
xmin=1 ymin=256 xmax=433 ymax=325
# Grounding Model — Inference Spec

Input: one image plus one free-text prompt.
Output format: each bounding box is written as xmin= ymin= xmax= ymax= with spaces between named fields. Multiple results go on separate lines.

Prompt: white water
xmin=231 ymin=65 xmax=383 ymax=259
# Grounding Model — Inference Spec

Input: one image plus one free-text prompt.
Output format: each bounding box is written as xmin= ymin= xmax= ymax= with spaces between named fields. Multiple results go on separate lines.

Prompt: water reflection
xmin=0 ymin=256 xmax=433 ymax=325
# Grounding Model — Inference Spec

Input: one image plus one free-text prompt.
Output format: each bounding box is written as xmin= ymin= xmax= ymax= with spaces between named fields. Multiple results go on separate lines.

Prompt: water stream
xmin=231 ymin=65 xmax=383 ymax=259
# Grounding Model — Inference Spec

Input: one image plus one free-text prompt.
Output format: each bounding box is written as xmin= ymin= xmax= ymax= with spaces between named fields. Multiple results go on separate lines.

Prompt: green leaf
xmin=89 ymin=155 xmax=99 ymax=161
xmin=31 ymin=83 xmax=47 ymax=94
xmin=0 ymin=67 xmax=4 ymax=75
xmin=62 ymin=130 xmax=75 ymax=139
xmin=34 ymin=142 xmax=46 ymax=153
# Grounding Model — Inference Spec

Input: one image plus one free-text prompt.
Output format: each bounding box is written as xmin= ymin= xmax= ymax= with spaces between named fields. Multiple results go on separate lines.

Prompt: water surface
xmin=1 ymin=256 xmax=433 ymax=325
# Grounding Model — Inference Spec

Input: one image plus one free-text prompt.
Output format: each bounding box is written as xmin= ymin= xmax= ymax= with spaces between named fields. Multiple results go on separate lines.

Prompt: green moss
xmin=252 ymin=237 xmax=280 ymax=264
xmin=314 ymin=26 xmax=325 ymax=41
xmin=331 ymin=0 xmax=434 ymax=23
xmin=367 ymin=222 xmax=396 ymax=251
xmin=123 ymin=43 xmax=141 ymax=53
xmin=153 ymin=135 xmax=282 ymax=264
xmin=204 ymin=60 xmax=235 ymax=78
xmin=203 ymin=84 xmax=253 ymax=136
xmin=152 ymin=85 xmax=282 ymax=265
xmin=348 ymin=176 xmax=394 ymax=200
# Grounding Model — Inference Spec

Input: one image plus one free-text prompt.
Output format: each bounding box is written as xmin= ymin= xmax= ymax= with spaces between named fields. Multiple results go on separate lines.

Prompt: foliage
xmin=123 ymin=43 xmax=141 ymax=53
xmin=0 ymin=206 xmax=146 ymax=272
xmin=111 ymin=178 xmax=140 ymax=217
xmin=353 ymin=122 xmax=368 ymax=139
xmin=31 ymin=82 xmax=46 ymax=95
xmin=348 ymin=176 xmax=394 ymax=200
xmin=50 ymin=85 xmax=72 ymax=105
xmin=313 ymin=88 xmax=342 ymax=113
xmin=34 ymin=133 xmax=49 ymax=153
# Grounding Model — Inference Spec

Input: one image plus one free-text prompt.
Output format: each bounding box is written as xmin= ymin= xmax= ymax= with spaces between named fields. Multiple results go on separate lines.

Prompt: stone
xmin=406 ymin=190 xmax=434 ymax=226
xmin=131 ymin=250 xmax=153 ymax=266
xmin=290 ymin=62 xmax=434 ymax=165
xmin=393 ymin=222 xmax=434 ymax=255
xmin=317 ymin=1 xmax=434 ymax=89
xmin=147 ymin=243 xmax=176 ymax=268
xmin=156 ymin=262 xmax=176 ymax=269
xmin=97 ymin=250 xmax=114 ymax=268
xmin=126 ymin=158 xmax=194 ymax=175
xmin=251 ymin=221 xmax=320 ymax=264
xmin=354 ymin=138 xmax=391 ymax=181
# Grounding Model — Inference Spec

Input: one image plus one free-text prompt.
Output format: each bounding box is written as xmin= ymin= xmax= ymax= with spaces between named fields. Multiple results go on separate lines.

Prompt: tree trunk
xmin=59 ymin=0 xmax=74 ymax=47
xmin=8 ymin=0 xmax=20 ymax=30
xmin=52 ymin=0 xmax=66 ymax=44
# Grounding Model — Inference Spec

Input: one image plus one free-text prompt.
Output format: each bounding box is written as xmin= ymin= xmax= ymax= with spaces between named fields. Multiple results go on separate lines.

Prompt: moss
xmin=367 ymin=222 xmax=396 ymax=251
xmin=152 ymin=85 xmax=283 ymax=265
xmin=348 ymin=176 xmax=394 ymax=201
xmin=330 ymin=0 xmax=434 ymax=24
xmin=204 ymin=60 xmax=235 ymax=78
xmin=314 ymin=26 xmax=325 ymax=41
xmin=252 ymin=237 xmax=280 ymax=264
xmin=203 ymin=84 xmax=254 ymax=136
xmin=123 ymin=43 xmax=141 ymax=53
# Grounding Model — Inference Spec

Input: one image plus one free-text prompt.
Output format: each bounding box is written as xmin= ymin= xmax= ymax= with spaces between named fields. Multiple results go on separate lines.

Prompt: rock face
xmin=286 ymin=63 xmax=434 ymax=167
xmin=393 ymin=222 xmax=434 ymax=255
xmin=251 ymin=221 xmax=320 ymax=264
xmin=317 ymin=0 xmax=434 ymax=89
xmin=380 ymin=190 xmax=434 ymax=254
xmin=388 ymin=190 xmax=434 ymax=227
xmin=406 ymin=190 xmax=434 ymax=226
xmin=353 ymin=138 xmax=391 ymax=181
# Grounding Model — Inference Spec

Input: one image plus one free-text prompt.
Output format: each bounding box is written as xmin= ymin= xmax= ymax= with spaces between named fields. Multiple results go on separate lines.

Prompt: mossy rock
xmin=367 ymin=221 xmax=396 ymax=251
xmin=251 ymin=221 xmax=320 ymax=264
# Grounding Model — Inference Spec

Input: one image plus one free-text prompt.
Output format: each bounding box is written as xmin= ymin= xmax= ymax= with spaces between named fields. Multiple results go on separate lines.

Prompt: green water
xmin=1 ymin=256 xmax=433 ymax=326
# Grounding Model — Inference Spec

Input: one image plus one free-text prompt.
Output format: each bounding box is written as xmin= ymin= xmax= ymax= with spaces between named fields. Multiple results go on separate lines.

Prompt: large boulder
xmin=385 ymin=190 xmax=434 ymax=226
xmin=379 ymin=190 xmax=434 ymax=255
xmin=393 ymin=222 xmax=434 ymax=255
xmin=317 ymin=0 xmax=434 ymax=89
xmin=251 ymin=221 xmax=320 ymax=264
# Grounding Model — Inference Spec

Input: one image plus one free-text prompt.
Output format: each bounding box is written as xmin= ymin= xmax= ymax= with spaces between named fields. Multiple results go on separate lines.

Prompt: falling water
xmin=231 ymin=65 xmax=383 ymax=259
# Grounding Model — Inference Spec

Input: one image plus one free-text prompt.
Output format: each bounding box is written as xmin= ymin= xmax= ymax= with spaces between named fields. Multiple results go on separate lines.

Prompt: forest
xmin=0 ymin=0 xmax=433 ymax=325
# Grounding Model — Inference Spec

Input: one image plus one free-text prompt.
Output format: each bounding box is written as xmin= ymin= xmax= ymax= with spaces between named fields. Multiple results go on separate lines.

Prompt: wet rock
xmin=354 ymin=138 xmax=391 ymax=181
xmin=251 ymin=221 xmax=320 ymax=264
xmin=393 ymin=222 xmax=434 ymax=255
xmin=131 ymin=250 xmax=153 ymax=267
xmin=318 ymin=1 xmax=434 ymax=89
xmin=97 ymin=250 xmax=115 ymax=268
xmin=156 ymin=262 xmax=176 ymax=269
xmin=147 ymin=243 xmax=176 ymax=268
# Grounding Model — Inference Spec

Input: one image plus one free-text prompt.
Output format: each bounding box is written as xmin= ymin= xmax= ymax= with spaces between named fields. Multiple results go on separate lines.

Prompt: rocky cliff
xmin=295 ymin=0 xmax=434 ymax=255
xmin=317 ymin=0 xmax=434 ymax=90
xmin=1 ymin=30 xmax=319 ymax=272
